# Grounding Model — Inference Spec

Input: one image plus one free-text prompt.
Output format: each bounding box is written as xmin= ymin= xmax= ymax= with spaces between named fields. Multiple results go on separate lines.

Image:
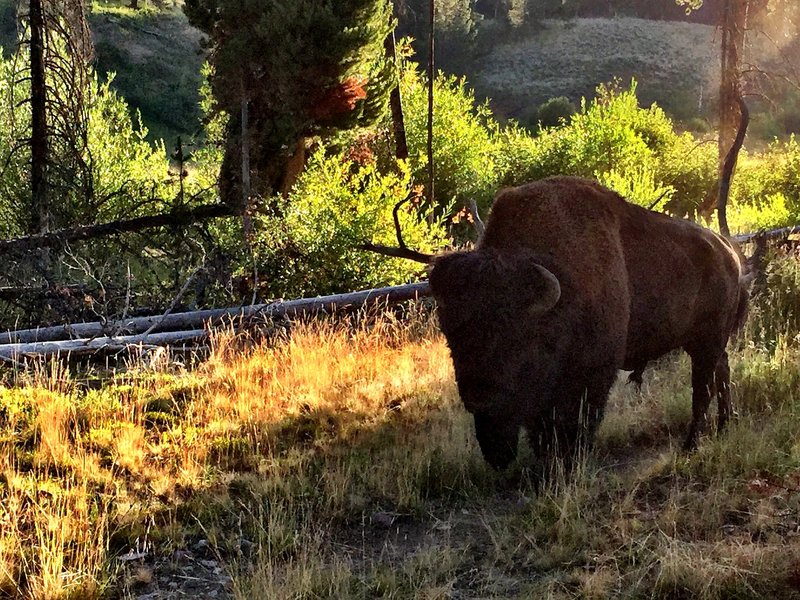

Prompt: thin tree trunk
xmin=718 ymin=96 xmax=749 ymax=237
xmin=240 ymin=78 xmax=252 ymax=238
xmin=29 ymin=0 xmax=48 ymax=234
xmin=427 ymin=0 xmax=435 ymax=216
xmin=385 ymin=29 xmax=409 ymax=161
xmin=710 ymin=0 xmax=748 ymax=218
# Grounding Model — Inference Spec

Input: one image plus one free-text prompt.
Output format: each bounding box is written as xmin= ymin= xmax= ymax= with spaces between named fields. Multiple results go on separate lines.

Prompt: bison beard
xmin=428 ymin=177 xmax=749 ymax=470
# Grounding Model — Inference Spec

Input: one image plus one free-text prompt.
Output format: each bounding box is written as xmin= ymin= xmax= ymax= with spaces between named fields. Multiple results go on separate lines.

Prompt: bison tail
xmin=732 ymin=282 xmax=750 ymax=336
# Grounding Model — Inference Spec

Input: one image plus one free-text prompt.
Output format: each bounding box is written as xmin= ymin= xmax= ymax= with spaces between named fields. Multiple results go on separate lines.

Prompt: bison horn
xmin=529 ymin=264 xmax=561 ymax=314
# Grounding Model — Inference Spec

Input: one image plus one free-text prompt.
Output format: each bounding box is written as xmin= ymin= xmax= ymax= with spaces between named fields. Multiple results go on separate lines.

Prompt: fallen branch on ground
xmin=0 ymin=282 xmax=432 ymax=357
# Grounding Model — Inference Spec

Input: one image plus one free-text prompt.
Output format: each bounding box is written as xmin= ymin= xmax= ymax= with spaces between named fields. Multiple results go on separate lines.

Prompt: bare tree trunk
xmin=718 ymin=96 xmax=749 ymax=237
xmin=385 ymin=29 xmax=409 ymax=161
xmin=710 ymin=0 xmax=749 ymax=219
xmin=427 ymin=0 xmax=435 ymax=216
xmin=29 ymin=0 xmax=48 ymax=234
xmin=1 ymin=282 xmax=433 ymax=346
xmin=240 ymin=78 xmax=252 ymax=238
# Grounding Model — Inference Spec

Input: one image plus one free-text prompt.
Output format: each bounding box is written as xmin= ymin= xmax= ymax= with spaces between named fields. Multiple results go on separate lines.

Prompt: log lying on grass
xmin=733 ymin=225 xmax=800 ymax=245
xmin=0 ymin=282 xmax=432 ymax=359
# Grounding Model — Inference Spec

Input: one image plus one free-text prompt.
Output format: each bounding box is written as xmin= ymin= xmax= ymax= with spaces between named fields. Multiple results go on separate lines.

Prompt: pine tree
xmin=183 ymin=0 xmax=395 ymax=212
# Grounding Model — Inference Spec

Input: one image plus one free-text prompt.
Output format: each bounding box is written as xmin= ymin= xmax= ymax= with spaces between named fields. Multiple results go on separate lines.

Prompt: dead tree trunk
xmin=0 ymin=282 xmax=433 ymax=357
xmin=29 ymin=0 xmax=48 ymax=234
xmin=709 ymin=0 xmax=749 ymax=220
xmin=427 ymin=0 xmax=435 ymax=215
xmin=385 ymin=29 xmax=409 ymax=161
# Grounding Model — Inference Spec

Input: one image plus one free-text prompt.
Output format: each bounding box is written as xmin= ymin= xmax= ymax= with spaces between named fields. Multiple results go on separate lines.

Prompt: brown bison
xmin=425 ymin=177 xmax=750 ymax=469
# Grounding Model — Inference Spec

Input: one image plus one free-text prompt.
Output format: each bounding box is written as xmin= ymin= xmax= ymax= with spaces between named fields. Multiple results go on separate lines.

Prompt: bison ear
xmin=505 ymin=255 xmax=561 ymax=314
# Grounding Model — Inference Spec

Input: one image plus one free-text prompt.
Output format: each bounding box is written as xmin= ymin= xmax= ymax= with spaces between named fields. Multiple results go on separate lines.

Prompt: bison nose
xmin=456 ymin=377 xmax=507 ymax=413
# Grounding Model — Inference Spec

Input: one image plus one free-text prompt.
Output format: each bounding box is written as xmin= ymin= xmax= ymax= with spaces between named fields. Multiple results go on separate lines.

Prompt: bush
xmin=537 ymin=96 xmax=577 ymax=129
xmin=246 ymin=151 xmax=447 ymax=298
xmin=0 ymin=46 xmax=173 ymax=237
xmin=491 ymin=80 xmax=717 ymax=217
xmin=733 ymin=136 xmax=800 ymax=225
xmin=400 ymin=59 xmax=500 ymax=216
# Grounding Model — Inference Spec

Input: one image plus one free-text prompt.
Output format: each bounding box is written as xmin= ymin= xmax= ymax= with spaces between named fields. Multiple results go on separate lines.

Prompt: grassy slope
xmin=473 ymin=17 xmax=720 ymax=122
xmin=0 ymin=0 xmax=205 ymax=145
xmin=2 ymin=258 xmax=800 ymax=599
xmin=90 ymin=3 xmax=205 ymax=145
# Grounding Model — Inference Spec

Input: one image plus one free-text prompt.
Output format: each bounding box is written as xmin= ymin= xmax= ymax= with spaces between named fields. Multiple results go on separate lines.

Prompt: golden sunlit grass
xmin=3 ymin=258 xmax=800 ymax=598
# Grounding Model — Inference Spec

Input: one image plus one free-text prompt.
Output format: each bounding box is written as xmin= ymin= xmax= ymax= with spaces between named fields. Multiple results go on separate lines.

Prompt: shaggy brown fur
xmin=429 ymin=177 xmax=749 ymax=469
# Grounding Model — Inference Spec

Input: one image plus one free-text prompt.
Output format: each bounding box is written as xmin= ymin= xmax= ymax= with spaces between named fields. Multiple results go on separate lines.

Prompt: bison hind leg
xmin=683 ymin=351 xmax=724 ymax=451
xmin=715 ymin=351 xmax=733 ymax=432
xmin=473 ymin=411 xmax=520 ymax=470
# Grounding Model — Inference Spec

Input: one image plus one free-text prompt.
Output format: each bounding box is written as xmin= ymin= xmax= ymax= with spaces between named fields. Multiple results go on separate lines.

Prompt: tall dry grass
xmin=2 ymin=257 xmax=800 ymax=598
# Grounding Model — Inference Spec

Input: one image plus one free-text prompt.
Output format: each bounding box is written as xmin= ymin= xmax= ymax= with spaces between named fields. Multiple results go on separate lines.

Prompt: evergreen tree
xmin=183 ymin=0 xmax=395 ymax=212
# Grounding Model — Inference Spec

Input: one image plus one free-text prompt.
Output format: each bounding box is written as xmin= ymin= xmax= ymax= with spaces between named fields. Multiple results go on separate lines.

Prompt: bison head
xmin=428 ymin=248 xmax=561 ymax=416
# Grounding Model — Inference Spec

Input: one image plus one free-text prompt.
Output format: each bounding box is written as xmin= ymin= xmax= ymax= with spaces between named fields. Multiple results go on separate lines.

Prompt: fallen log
xmin=733 ymin=225 xmax=800 ymax=245
xmin=0 ymin=329 xmax=208 ymax=360
xmin=0 ymin=282 xmax=433 ymax=356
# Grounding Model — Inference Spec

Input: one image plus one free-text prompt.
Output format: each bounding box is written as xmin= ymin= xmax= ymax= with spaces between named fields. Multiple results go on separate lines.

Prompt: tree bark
xmin=427 ymin=0 xmax=435 ymax=213
xmin=385 ymin=30 xmax=409 ymax=161
xmin=717 ymin=95 xmax=749 ymax=237
xmin=29 ymin=0 xmax=48 ymax=234
xmin=708 ymin=0 xmax=749 ymax=218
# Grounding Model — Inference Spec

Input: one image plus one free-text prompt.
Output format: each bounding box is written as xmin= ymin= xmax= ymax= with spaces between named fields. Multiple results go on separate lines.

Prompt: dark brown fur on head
xmin=428 ymin=176 xmax=749 ymax=471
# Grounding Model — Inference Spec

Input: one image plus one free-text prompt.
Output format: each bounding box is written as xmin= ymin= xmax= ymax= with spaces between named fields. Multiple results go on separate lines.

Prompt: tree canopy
xmin=183 ymin=0 xmax=396 ymax=210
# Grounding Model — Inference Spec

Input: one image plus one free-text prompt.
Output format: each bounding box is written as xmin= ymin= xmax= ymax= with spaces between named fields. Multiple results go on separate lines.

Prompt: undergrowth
xmin=1 ymin=258 xmax=800 ymax=599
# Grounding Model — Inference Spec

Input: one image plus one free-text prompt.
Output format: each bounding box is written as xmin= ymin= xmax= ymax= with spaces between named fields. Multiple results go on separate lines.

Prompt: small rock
xmin=194 ymin=539 xmax=210 ymax=553
xmin=238 ymin=538 xmax=256 ymax=557
xmin=173 ymin=549 xmax=194 ymax=564
xmin=168 ymin=581 xmax=179 ymax=590
xmin=371 ymin=511 xmax=400 ymax=528
xmin=200 ymin=559 xmax=218 ymax=569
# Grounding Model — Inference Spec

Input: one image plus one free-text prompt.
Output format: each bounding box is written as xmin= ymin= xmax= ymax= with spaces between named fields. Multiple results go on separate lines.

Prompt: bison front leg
xmin=473 ymin=411 xmax=520 ymax=470
xmin=683 ymin=354 xmax=720 ymax=451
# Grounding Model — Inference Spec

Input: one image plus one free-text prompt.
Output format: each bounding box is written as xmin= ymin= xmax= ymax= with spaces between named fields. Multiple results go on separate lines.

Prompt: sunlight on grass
xmin=2 ymin=258 xmax=800 ymax=597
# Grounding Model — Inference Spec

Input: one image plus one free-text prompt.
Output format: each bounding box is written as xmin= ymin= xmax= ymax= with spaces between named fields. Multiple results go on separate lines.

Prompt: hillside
xmin=0 ymin=1 xmax=205 ymax=144
xmin=473 ymin=17 xmax=720 ymax=122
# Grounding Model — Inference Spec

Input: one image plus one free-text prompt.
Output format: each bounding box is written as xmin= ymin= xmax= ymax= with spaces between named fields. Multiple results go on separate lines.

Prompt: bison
xmin=421 ymin=177 xmax=751 ymax=469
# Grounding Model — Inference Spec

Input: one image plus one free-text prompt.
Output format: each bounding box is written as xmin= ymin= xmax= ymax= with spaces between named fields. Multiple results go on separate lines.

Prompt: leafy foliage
xmin=493 ymin=81 xmax=717 ymax=217
xmin=733 ymin=136 xmax=800 ymax=227
xmin=400 ymin=61 xmax=499 ymax=215
xmin=0 ymin=46 xmax=172 ymax=238
xmin=241 ymin=150 xmax=446 ymax=298
xmin=183 ymin=0 xmax=396 ymax=206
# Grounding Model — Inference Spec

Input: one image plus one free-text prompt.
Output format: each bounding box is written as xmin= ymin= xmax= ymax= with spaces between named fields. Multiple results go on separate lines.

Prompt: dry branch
xmin=0 ymin=282 xmax=433 ymax=352
xmin=0 ymin=203 xmax=234 ymax=256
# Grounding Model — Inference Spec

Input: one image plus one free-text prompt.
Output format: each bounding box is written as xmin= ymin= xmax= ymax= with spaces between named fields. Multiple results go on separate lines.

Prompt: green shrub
xmin=492 ymin=80 xmax=717 ymax=217
xmin=400 ymin=59 xmax=500 ymax=215
xmin=733 ymin=136 xmax=800 ymax=225
xmin=537 ymin=96 xmax=577 ymax=129
xmin=0 ymin=46 xmax=173 ymax=237
xmin=247 ymin=151 xmax=447 ymax=298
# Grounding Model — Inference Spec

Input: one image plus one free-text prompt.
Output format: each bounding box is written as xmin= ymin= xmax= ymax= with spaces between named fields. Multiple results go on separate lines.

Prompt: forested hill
xmin=1 ymin=1 xmax=716 ymax=141
xmin=0 ymin=1 xmax=205 ymax=144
